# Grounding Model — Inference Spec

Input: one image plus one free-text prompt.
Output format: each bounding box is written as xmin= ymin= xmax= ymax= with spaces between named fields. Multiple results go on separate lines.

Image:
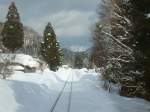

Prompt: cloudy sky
xmin=0 ymin=0 xmax=99 ymax=50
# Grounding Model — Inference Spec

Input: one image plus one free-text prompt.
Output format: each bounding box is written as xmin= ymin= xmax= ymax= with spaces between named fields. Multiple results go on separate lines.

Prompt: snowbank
xmin=0 ymin=53 xmax=40 ymax=68
xmin=13 ymin=54 xmax=39 ymax=68
xmin=0 ymin=68 xmax=150 ymax=112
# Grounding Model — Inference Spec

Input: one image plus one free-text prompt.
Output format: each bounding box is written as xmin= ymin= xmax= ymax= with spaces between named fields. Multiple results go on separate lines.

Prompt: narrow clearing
xmin=0 ymin=68 xmax=150 ymax=112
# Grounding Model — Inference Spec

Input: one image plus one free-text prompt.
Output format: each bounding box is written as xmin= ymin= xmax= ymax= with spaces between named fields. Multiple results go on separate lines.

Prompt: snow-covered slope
xmin=0 ymin=68 xmax=150 ymax=112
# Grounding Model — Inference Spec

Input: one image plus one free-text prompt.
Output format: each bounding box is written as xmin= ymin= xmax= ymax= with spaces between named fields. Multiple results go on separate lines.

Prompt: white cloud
xmin=53 ymin=10 xmax=96 ymax=37
xmin=26 ymin=10 xmax=97 ymax=38
xmin=0 ymin=0 xmax=98 ymax=48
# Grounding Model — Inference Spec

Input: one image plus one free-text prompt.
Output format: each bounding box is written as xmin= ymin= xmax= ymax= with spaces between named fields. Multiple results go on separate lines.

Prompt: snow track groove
xmin=49 ymin=72 xmax=73 ymax=112
xmin=67 ymin=72 xmax=73 ymax=112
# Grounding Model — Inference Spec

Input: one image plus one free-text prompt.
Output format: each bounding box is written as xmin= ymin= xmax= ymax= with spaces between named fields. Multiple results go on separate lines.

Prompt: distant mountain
xmin=69 ymin=46 xmax=87 ymax=52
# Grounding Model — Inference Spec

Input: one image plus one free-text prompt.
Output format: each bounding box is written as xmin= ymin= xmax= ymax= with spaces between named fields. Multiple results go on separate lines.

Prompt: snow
xmin=8 ymin=66 xmax=24 ymax=71
xmin=13 ymin=54 xmax=39 ymax=68
xmin=0 ymin=68 xmax=150 ymax=112
xmin=0 ymin=54 xmax=40 ymax=68
xmin=146 ymin=13 xmax=150 ymax=18
xmin=48 ymin=33 xmax=52 ymax=36
xmin=69 ymin=46 xmax=87 ymax=52
xmin=0 ymin=80 xmax=19 ymax=112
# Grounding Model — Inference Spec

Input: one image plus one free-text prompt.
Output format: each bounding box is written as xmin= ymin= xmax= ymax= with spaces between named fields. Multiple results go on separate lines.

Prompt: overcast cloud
xmin=0 ymin=0 xmax=99 ymax=49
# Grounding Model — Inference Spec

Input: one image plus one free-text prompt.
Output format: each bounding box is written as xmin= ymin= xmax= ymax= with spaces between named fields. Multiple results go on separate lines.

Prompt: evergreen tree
xmin=93 ymin=0 xmax=150 ymax=100
xmin=91 ymin=0 xmax=111 ymax=68
xmin=109 ymin=0 xmax=137 ymax=97
xmin=1 ymin=2 xmax=24 ymax=52
xmin=40 ymin=23 xmax=62 ymax=71
xmin=92 ymin=0 xmax=140 ymax=97
xmin=128 ymin=0 xmax=150 ymax=100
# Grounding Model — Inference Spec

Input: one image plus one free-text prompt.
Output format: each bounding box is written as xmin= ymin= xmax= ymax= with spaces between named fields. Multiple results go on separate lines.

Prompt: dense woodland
xmin=92 ymin=0 xmax=150 ymax=100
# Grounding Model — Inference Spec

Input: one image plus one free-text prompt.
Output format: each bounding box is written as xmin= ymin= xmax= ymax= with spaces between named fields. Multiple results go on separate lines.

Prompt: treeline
xmin=0 ymin=2 xmax=62 ymax=71
xmin=62 ymin=48 xmax=92 ymax=69
xmin=92 ymin=0 xmax=150 ymax=100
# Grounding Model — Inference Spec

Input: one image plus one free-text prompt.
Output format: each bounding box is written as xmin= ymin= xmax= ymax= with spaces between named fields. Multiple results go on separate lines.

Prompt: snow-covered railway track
xmin=67 ymin=73 xmax=73 ymax=112
xmin=50 ymin=73 xmax=73 ymax=112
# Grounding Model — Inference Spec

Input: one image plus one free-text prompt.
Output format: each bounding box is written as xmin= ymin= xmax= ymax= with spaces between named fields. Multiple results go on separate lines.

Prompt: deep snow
xmin=0 ymin=54 xmax=40 ymax=68
xmin=0 ymin=67 xmax=150 ymax=112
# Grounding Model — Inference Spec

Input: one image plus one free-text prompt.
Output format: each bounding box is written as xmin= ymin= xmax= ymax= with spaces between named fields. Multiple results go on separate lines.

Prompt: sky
xmin=0 ymin=0 xmax=99 ymax=50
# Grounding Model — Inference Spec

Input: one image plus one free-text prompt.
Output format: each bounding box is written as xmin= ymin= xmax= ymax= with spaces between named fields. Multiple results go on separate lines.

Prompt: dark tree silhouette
xmin=40 ymin=23 xmax=62 ymax=71
xmin=2 ymin=2 xmax=24 ymax=52
xmin=92 ymin=0 xmax=150 ymax=100
xmin=128 ymin=0 xmax=150 ymax=100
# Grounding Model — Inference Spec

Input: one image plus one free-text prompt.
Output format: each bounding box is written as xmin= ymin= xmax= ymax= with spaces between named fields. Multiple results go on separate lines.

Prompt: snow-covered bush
xmin=0 ymin=55 xmax=13 ymax=79
xmin=0 ymin=54 xmax=42 ymax=74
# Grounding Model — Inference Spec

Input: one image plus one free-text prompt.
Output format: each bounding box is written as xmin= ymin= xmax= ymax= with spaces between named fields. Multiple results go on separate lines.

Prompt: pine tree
xmin=1 ymin=2 xmax=24 ymax=52
xmin=40 ymin=23 xmax=62 ymax=71
xmin=91 ymin=0 xmax=111 ymax=68
xmin=92 ymin=0 xmax=139 ymax=96
xmin=128 ymin=0 xmax=150 ymax=100
xmin=109 ymin=0 xmax=137 ymax=97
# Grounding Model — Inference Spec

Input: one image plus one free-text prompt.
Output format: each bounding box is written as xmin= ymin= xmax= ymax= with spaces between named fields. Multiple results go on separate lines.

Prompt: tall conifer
xmin=40 ymin=23 xmax=62 ymax=71
xmin=129 ymin=0 xmax=150 ymax=100
xmin=2 ymin=2 xmax=24 ymax=52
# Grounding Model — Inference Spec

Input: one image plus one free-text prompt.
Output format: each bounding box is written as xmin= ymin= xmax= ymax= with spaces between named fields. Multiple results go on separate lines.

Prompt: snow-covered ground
xmin=0 ymin=67 xmax=150 ymax=112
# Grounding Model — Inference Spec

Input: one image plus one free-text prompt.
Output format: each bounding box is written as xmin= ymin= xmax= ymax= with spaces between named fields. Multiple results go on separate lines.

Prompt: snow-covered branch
xmin=101 ymin=31 xmax=133 ymax=53
xmin=108 ymin=58 xmax=131 ymax=63
xmin=113 ymin=12 xmax=131 ymax=25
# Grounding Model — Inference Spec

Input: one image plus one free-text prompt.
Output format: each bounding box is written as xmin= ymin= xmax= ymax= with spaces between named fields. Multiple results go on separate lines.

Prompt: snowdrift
xmin=0 ymin=68 xmax=150 ymax=112
xmin=0 ymin=53 xmax=41 ymax=72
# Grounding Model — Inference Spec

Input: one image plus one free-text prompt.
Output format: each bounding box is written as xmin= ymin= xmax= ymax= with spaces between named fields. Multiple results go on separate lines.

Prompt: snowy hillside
xmin=0 ymin=68 xmax=150 ymax=112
